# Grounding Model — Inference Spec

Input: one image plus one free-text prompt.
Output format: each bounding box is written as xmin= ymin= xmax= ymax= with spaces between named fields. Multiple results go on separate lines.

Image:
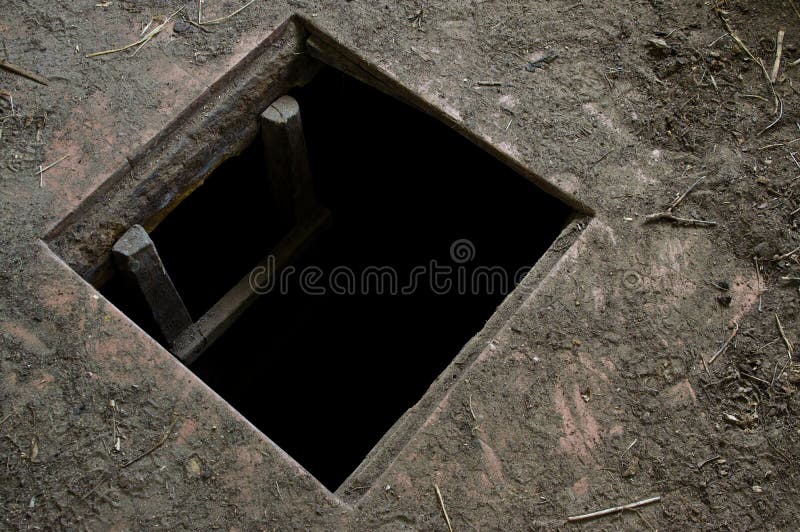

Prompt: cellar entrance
xmin=100 ymin=66 xmax=572 ymax=491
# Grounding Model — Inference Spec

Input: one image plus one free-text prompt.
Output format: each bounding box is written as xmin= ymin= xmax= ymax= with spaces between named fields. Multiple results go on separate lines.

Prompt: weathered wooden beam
xmin=173 ymin=208 xmax=331 ymax=364
xmin=112 ymin=225 xmax=195 ymax=348
xmin=260 ymin=95 xmax=317 ymax=228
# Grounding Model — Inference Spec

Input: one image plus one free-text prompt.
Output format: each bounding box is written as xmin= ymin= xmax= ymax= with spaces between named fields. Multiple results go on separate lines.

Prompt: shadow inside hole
xmin=101 ymin=66 xmax=572 ymax=491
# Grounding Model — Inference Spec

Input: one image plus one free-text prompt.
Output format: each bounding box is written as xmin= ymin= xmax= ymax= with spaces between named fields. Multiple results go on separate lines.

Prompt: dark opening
xmin=100 ymin=66 xmax=572 ymax=491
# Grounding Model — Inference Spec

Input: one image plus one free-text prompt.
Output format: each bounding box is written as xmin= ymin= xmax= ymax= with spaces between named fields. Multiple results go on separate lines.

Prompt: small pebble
xmin=173 ymin=20 xmax=193 ymax=34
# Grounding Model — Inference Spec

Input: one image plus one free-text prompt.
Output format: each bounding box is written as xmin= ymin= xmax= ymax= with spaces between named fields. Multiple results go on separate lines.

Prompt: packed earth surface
xmin=2 ymin=0 xmax=800 ymax=529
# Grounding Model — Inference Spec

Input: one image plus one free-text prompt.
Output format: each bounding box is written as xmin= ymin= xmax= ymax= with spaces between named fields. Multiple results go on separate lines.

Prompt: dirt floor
xmin=2 ymin=0 xmax=800 ymax=529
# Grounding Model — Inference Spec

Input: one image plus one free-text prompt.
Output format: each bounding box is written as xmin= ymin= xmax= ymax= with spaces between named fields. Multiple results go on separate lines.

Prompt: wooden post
xmin=260 ymin=95 xmax=317 ymax=228
xmin=112 ymin=225 xmax=194 ymax=348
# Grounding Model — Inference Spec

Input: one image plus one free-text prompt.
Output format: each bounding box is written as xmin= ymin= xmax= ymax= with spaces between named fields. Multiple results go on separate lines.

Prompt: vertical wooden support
xmin=112 ymin=224 xmax=194 ymax=348
xmin=260 ymin=95 xmax=317 ymax=228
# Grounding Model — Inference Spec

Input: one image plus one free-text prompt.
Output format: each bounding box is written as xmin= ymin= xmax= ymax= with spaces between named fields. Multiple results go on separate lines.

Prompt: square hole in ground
xmin=99 ymin=65 xmax=573 ymax=491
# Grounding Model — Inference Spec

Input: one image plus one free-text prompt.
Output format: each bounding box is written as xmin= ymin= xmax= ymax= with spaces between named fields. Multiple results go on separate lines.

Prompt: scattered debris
xmin=435 ymin=484 xmax=454 ymax=532
xmin=770 ymin=28 xmax=785 ymax=83
xmin=121 ymin=414 xmax=179 ymax=468
xmin=110 ymin=399 xmax=122 ymax=453
xmin=767 ymin=245 xmax=800 ymax=262
xmin=622 ymin=456 xmax=639 ymax=478
xmin=567 ymin=496 xmax=661 ymax=522
xmin=716 ymin=10 xmax=778 ymax=113
xmin=199 ymin=0 xmax=256 ymax=26
xmin=593 ymin=148 xmax=615 ymax=164
xmin=791 ymin=0 xmax=800 ymax=20
xmin=468 ymin=395 xmax=481 ymax=432
xmin=29 ymin=438 xmax=38 ymax=463
xmin=526 ymin=49 xmax=559 ymax=71
xmin=581 ymin=387 xmax=591 ymax=402
xmin=0 ymin=59 xmax=49 ymax=86
xmin=755 ymin=257 xmax=764 ymax=312
xmin=646 ymin=37 xmax=671 ymax=57
xmin=35 ymin=154 xmax=69 ymax=188
xmin=81 ymin=472 xmax=111 ymax=501
xmin=647 ymin=37 xmax=670 ymax=50
xmin=186 ymin=455 xmax=203 ymax=477
xmin=708 ymin=280 xmax=730 ymax=291
xmin=173 ymin=20 xmax=193 ymax=34
xmin=722 ymin=411 xmax=756 ymax=427
xmin=775 ymin=313 xmax=793 ymax=363
xmin=560 ymin=2 xmax=583 ymax=12
xmin=709 ymin=321 xmax=739 ymax=366
xmin=724 ymin=413 xmax=741 ymax=425
xmin=410 ymin=46 xmax=432 ymax=63
xmin=696 ymin=454 xmax=721 ymax=469
xmin=759 ymin=138 xmax=800 ymax=150
xmin=408 ymin=8 xmax=424 ymax=30
xmin=87 ymin=6 xmax=184 ymax=58
xmin=644 ymin=176 xmax=717 ymax=226
xmin=0 ymin=89 xmax=13 ymax=115
xmin=758 ymin=97 xmax=783 ymax=137
xmin=621 ymin=439 xmax=638 ymax=457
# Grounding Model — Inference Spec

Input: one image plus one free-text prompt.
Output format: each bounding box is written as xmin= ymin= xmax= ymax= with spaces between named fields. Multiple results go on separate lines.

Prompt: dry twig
xmin=644 ymin=176 xmax=717 ymax=226
xmin=468 ymin=395 xmax=481 ymax=432
xmin=775 ymin=313 xmax=794 ymax=363
xmin=790 ymin=0 xmax=800 ymax=21
xmin=753 ymin=256 xmax=765 ymax=312
xmin=709 ymin=321 xmax=739 ymax=365
xmin=35 ymin=154 xmax=69 ymax=188
xmin=771 ymin=28 xmax=785 ymax=83
xmin=717 ymin=11 xmax=779 ymax=113
xmin=758 ymin=96 xmax=783 ymax=137
xmin=199 ymin=0 xmax=255 ymax=25
xmin=87 ymin=6 xmax=184 ymax=58
xmin=121 ymin=414 xmax=178 ymax=468
xmin=697 ymin=455 xmax=721 ymax=469
xmin=0 ymin=60 xmax=49 ymax=86
xmin=434 ymin=484 xmax=454 ymax=532
xmin=767 ymin=245 xmax=800 ymax=262
xmin=759 ymin=138 xmax=800 ymax=150
xmin=567 ymin=496 xmax=661 ymax=522
xmin=34 ymin=154 xmax=69 ymax=178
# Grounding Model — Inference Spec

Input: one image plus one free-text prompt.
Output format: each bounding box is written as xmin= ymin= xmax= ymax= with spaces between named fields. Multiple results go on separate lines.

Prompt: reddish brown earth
xmin=2 ymin=0 xmax=800 ymax=529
